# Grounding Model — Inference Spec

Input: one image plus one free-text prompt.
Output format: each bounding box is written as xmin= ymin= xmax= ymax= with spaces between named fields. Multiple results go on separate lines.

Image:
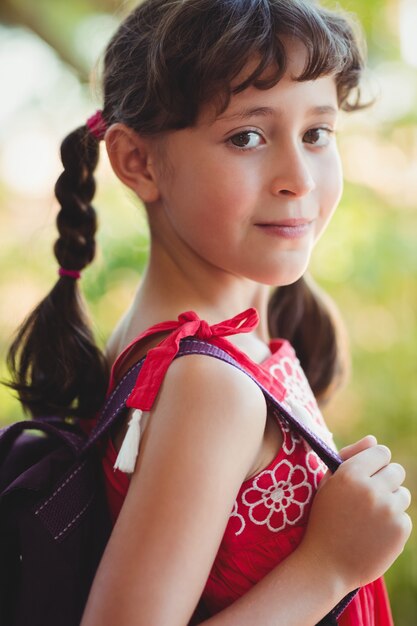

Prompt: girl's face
xmin=148 ymin=39 xmax=343 ymax=287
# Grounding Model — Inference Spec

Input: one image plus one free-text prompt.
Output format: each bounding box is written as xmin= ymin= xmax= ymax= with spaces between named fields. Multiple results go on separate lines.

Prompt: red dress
xmin=101 ymin=310 xmax=393 ymax=625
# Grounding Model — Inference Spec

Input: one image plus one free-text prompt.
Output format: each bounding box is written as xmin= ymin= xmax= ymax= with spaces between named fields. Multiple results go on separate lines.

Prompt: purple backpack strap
xmin=0 ymin=418 xmax=96 ymax=547
xmin=0 ymin=419 xmax=83 ymax=457
xmin=86 ymin=338 xmax=341 ymax=472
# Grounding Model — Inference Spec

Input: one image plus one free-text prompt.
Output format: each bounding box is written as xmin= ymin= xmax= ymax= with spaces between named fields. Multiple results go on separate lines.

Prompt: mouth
xmin=255 ymin=218 xmax=315 ymax=239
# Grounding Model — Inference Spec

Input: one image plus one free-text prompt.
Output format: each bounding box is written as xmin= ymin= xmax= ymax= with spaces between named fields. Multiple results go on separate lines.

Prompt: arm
xmin=200 ymin=540 xmax=346 ymax=626
xmin=81 ymin=354 xmax=268 ymax=626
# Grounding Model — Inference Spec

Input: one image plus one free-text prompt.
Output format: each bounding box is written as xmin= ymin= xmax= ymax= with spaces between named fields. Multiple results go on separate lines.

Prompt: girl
xmin=7 ymin=0 xmax=411 ymax=624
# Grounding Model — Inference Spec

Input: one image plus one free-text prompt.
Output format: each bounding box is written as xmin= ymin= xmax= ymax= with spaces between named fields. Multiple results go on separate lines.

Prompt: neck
xmin=114 ymin=237 xmax=273 ymax=358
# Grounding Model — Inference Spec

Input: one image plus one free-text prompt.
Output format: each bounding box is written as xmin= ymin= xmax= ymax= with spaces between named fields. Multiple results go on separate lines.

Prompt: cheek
xmin=188 ymin=161 xmax=256 ymax=221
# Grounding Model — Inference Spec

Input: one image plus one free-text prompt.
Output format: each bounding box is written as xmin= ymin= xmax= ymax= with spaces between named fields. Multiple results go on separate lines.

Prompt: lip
xmin=255 ymin=218 xmax=315 ymax=239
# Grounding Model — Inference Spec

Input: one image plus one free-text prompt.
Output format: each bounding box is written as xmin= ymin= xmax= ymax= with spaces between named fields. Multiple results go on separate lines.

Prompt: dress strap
xmin=109 ymin=308 xmax=285 ymax=411
xmin=109 ymin=309 xmax=257 ymax=391
xmin=111 ymin=308 xmax=286 ymax=413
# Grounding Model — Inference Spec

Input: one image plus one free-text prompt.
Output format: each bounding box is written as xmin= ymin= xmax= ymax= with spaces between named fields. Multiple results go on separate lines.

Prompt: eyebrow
xmin=217 ymin=104 xmax=338 ymax=122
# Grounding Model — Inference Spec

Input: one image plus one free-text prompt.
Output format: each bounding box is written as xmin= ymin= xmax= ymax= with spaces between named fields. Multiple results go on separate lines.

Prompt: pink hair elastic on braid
xmin=86 ymin=110 xmax=107 ymax=141
xmin=59 ymin=268 xmax=81 ymax=280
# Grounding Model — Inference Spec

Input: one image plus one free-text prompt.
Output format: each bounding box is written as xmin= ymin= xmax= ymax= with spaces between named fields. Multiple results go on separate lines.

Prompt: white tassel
xmin=114 ymin=409 xmax=144 ymax=474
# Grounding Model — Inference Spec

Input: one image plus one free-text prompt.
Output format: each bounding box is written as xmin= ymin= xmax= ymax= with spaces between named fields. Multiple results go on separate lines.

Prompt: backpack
xmin=0 ymin=338 xmax=357 ymax=626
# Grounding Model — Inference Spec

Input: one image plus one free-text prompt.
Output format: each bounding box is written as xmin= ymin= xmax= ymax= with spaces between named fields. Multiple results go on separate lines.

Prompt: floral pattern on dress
xmin=269 ymin=355 xmax=335 ymax=449
xmin=306 ymin=449 xmax=328 ymax=489
xmin=241 ymin=459 xmax=312 ymax=533
xmin=229 ymin=501 xmax=246 ymax=536
xmin=278 ymin=413 xmax=302 ymax=455
xmin=269 ymin=355 xmax=318 ymax=416
xmin=226 ymin=342 xmax=335 ymax=538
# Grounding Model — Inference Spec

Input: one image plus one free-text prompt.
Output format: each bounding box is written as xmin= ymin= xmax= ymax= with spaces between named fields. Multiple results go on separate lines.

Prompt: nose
xmin=270 ymin=145 xmax=316 ymax=198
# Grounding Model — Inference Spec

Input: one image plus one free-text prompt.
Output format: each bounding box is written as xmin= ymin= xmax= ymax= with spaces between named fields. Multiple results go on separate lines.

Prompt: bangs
xmin=200 ymin=1 xmax=365 ymax=114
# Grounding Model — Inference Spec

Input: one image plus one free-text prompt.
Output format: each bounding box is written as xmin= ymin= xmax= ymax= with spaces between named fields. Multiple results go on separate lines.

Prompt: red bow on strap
xmin=116 ymin=308 xmax=285 ymax=412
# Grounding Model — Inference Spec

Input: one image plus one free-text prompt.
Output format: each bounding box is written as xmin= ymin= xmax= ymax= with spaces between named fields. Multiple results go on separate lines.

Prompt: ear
xmin=104 ymin=123 xmax=160 ymax=203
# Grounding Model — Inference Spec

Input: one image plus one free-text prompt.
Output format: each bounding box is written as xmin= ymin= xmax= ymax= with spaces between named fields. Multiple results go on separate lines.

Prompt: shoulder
xmin=157 ymin=351 xmax=268 ymax=437
xmin=131 ymin=350 xmax=269 ymax=492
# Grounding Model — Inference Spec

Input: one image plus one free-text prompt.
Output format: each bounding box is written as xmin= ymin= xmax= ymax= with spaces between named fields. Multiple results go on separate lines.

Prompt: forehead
xmin=198 ymin=38 xmax=338 ymax=126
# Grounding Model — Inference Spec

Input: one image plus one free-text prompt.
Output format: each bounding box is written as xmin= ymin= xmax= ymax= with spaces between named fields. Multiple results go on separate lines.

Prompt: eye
xmin=228 ymin=131 xmax=264 ymax=150
xmin=303 ymin=127 xmax=334 ymax=147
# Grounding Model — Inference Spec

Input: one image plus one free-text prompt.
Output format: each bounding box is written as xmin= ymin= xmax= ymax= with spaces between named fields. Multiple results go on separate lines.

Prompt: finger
xmin=392 ymin=486 xmax=412 ymax=512
xmin=372 ymin=463 xmax=406 ymax=491
xmin=342 ymin=444 xmax=392 ymax=476
xmin=339 ymin=435 xmax=378 ymax=462
xmin=402 ymin=513 xmax=413 ymax=539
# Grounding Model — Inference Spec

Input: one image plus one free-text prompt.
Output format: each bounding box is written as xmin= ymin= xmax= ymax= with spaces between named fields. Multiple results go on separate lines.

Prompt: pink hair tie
xmin=86 ymin=110 xmax=107 ymax=141
xmin=59 ymin=268 xmax=81 ymax=280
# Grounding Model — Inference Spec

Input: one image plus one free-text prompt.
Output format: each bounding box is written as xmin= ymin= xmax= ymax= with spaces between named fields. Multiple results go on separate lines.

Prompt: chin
xmin=260 ymin=245 xmax=312 ymax=284
xmin=252 ymin=260 xmax=310 ymax=287
xmin=251 ymin=272 xmax=306 ymax=288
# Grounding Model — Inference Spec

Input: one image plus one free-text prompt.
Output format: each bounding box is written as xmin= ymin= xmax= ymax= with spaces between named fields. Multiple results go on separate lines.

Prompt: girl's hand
xmin=300 ymin=435 xmax=412 ymax=592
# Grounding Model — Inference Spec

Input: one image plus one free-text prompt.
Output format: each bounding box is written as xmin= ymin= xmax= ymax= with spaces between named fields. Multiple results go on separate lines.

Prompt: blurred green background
xmin=0 ymin=0 xmax=416 ymax=622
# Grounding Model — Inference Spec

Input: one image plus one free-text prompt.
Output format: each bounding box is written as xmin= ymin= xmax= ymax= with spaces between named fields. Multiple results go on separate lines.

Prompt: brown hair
xmin=268 ymin=275 xmax=351 ymax=404
xmin=7 ymin=0 xmax=366 ymax=418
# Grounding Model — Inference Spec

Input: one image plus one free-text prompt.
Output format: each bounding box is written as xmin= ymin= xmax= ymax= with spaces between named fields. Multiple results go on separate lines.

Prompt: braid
xmin=54 ymin=128 xmax=98 ymax=272
xmin=6 ymin=126 xmax=108 ymax=419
